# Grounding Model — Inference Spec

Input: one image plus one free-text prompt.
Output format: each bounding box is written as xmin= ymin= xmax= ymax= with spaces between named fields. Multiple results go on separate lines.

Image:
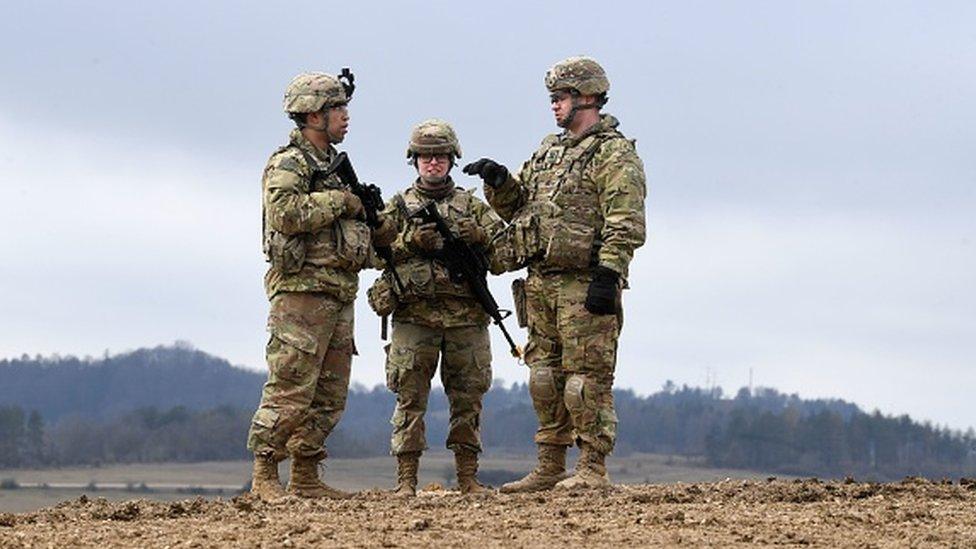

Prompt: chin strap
xmin=559 ymin=93 xmax=601 ymax=128
xmin=296 ymin=110 xmax=337 ymax=142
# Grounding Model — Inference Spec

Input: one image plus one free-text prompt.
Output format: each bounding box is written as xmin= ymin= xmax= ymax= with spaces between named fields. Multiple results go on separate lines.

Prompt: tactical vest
xmin=391 ymin=187 xmax=478 ymax=303
xmin=506 ymin=129 xmax=626 ymax=271
xmin=262 ymin=145 xmax=372 ymax=274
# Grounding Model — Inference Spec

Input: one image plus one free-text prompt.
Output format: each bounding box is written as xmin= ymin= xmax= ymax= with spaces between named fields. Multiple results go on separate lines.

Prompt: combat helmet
xmin=406 ymin=119 xmax=462 ymax=159
xmin=283 ymin=69 xmax=355 ymax=114
xmin=544 ymin=56 xmax=610 ymax=96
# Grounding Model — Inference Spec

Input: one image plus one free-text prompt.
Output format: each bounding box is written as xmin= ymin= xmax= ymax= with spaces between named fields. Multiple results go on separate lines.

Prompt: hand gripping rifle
xmin=317 ymin=151 xmax=405 ymax=293
xmin=409 ymin=201 xmax=523 ymax=359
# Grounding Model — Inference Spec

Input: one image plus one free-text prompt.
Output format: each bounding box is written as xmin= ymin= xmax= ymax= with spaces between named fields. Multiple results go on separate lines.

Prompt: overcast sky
xmin=1 ymin=1 xmax=973 ymax=430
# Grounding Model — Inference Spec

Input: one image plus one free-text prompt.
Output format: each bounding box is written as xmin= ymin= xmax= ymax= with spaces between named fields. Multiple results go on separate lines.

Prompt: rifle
xmin=409 ymin=201 xmax=523 ymax=359
xmin=317 ymin=151 xmax=405 ymax=293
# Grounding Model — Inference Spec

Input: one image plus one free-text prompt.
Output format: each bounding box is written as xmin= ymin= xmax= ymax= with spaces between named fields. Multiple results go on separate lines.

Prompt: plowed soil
xmin=2 ymin=478 xmax=974 ymax=547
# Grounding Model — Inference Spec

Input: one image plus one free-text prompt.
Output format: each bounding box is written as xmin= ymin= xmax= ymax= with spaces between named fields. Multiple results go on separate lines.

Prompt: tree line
xmin=2 ymin=386 xmax=974 ymax=480
xmin=1 ymin=345 xmax=974 ymax=480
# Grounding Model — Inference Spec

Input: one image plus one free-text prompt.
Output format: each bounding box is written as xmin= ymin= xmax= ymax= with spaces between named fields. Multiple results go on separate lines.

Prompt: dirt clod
xmin=2 ymin=480 xmax=974 ymax=547
xmin=108 ymin=502 xmax=140 ymax=521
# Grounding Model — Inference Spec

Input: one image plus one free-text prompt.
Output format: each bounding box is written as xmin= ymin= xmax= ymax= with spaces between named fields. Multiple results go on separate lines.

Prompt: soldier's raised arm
xmin=464 ymin=158 xmax=528 ymax=221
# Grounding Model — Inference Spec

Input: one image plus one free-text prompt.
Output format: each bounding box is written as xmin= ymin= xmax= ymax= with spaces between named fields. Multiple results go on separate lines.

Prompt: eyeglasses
xmin=323 ymin=103 xmax=348 ymax=113
xmin=417 ymin=154 xmax=451 ymax=164
xmin=549 ymin=91 xmax=572 ymax=103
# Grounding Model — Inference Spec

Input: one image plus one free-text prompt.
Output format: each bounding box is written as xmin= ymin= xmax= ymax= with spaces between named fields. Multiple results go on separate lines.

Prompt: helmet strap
xmin=301 ymin=108 xmax=333 ymax=134
xmin=559 ymin=93 xmax=599 ymax=129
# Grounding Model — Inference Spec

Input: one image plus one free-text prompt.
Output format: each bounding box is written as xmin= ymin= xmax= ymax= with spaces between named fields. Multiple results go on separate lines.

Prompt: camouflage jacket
xmin=262 ymin=129 xmax=373 ymax=302
xmin=485 ymin=114 xmax=646 ymax=280
xmin=379 ymin=181 xmax=505 ymax=328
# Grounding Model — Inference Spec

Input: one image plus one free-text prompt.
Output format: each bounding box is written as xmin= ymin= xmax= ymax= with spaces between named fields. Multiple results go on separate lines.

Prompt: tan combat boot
xmin=455 ymin=449 xmax=489 ymax=494
xmin=250 ymin=453 xmax=286 ymax=500
xmin=555 ymin=444 xmax=611 ymax=490
xmin=286 ymin=456 xmax=351 ymax=499
xmin=499 ymin=444 xmax=570 ymax=493
xmin=394 ymin=451 xmax=421 ymax=497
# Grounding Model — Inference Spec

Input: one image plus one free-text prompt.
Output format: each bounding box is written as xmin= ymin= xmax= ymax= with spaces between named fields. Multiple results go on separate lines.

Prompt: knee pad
xmin=564 ymin=374 xmax=587 ymax=414
xmin=529 ymin=367 xmax=558 ymax=401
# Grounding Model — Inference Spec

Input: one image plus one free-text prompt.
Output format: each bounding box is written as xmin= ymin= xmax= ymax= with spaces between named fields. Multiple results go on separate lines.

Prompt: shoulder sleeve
xmin=592 ymin=136 xmax=647 ymax=278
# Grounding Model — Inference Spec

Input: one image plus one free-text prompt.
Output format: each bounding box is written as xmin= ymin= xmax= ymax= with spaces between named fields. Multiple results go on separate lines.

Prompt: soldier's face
xmin=326 ymin=104 xmax=349 ymax=143
xmin=417 ymin=153 xmax=451 ymax=180
xmin=550 ymin=90 xmax=574 ymax=127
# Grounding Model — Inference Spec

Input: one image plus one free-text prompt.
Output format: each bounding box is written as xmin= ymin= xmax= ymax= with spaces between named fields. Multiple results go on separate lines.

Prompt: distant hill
xmin=0 ymin=344 xmax=263 ymax=421
xmin=2 ymin=344 xmax=974 ymax=480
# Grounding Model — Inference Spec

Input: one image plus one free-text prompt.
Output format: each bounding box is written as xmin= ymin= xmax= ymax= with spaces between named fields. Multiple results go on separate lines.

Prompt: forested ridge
xmin=2 ymin=344 xmax=973 ymax=480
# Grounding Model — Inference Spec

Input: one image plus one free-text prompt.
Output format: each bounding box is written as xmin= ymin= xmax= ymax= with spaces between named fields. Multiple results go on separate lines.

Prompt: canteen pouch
xmin=367 ymin=273 xmax=398 ymax=317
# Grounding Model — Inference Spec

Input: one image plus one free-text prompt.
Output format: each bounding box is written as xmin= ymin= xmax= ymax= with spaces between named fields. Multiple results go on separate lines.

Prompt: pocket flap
xmin=268 ymin=320 xmax=318 ymax=355
xmin=251 ymin=407 xmax=280 ymax=429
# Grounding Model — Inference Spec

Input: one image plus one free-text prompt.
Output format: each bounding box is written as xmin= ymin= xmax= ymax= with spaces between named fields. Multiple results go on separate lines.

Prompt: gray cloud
xmin=1 ymin=1 xmax=974 ymax=429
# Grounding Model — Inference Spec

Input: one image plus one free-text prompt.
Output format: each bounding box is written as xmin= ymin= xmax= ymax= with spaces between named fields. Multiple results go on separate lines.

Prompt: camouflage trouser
xmin=247 ymin=291 xmax=354 ymax=461
xmin=523 ymin=270 xmax=621 ymax=455
xmin=386 ymin=321 xmax=492 ymax=455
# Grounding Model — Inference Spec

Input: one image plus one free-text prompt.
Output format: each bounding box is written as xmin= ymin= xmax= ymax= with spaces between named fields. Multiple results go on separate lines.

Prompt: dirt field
xmin=1 ymin=477 xmax=974 ymax=547
xmin=0 ymin=453 xmax=775 ymax=513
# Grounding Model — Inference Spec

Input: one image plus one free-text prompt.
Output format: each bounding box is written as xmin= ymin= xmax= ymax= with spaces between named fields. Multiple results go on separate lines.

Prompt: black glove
xmin=462 ymin=158 xmax=509 ymax=188
xmin=585 ymin=266 xmax=619 ymax=315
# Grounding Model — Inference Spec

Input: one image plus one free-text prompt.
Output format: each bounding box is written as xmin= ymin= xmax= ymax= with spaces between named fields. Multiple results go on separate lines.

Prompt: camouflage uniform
xmin=248 ymin=73 xmax=372 ymax=478
xmin=483 ymin=57 xmax=646 ymax=483
xmin=367 ymin=120 xmax=505 ymax=495
xmin=378 ymin=183 xmax=504 ymax=455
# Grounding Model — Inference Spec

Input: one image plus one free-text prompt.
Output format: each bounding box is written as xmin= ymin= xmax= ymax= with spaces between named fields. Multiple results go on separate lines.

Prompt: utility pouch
xmin=508 ymin=212 xmax=541 ymax=269
xmin=512 ymin=277 xmax=528 ymax=328
xmin=335 ymin=218 xmax=372 ymax=271
xmin=399 ymin=261 xmax=436 ymax=303
xmin=367 ymin=273 xmax=398 ymax=317
xmin=265 ymin=231 xmax=306 ymax=274
xmin=543 ymin=220 xmax=596 ymax=270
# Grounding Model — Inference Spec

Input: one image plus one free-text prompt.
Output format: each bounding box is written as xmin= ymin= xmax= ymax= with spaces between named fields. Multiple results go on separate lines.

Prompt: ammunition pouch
xmin=333 ymin=218 xmax=372 ymax=271
xmin=508 ymin=213 xmax=598 ymax=271
xmin=389 ymin=258 xmax=475 ymax=304
xmin=392 ymin=261 xmax=436 ymax=304
xmin=512 ymin=213 xmax=542 ymax=269
xmin=542 ymin=219 xmax=596 ymax=270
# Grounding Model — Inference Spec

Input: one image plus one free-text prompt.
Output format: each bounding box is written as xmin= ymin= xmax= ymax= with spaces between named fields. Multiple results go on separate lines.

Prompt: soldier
xmin=246 ymin=71 xmax=396 ymax=500
xmin=366 ymin=119 xmax=505 ymax=497
xmin=463 ymin=56 xmax=646 ymax=491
